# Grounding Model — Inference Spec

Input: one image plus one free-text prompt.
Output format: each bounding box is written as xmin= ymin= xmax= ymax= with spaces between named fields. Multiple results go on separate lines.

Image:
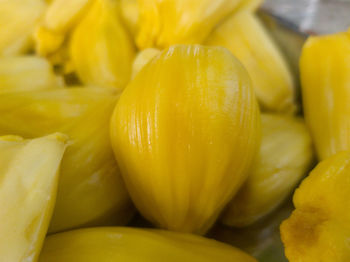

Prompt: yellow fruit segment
xmin=205 ymin=12 xmax=295 ymax=113
xmin=131 ymin=48 xmax=160 ymax=78
xmin=0 ymin=0 xmax=46 ymax=56
xmin=0 ymin=133 xmax=67 ymax=262
xmin=120 ymin=0 xmax=139 ymax=36
xmin=281 ymin=151 xmax=350 ymax=262
xmin=136 ymin=0 xmax=243 ymax=49
xmin=222 ymin=114 xmax=314 ymax=227
xmin=34 ymin=26 xmax=65 ymax=56
xmin=0 ymin=88 xmax=132 ymax=233
xmin=43 ymin=0 xmax=93 ymax=33
xmin=39 ymin=227 xmax=257 ymax=262
xmin=301 ymin=30 xmax=350 ymax=160
xmin=110 ymin=45 xmax=261 ymax=234
xmin=0 ymin=56 xmax=62 ymax=94
xmin=70 ymin=0 xmax=135 ymax=90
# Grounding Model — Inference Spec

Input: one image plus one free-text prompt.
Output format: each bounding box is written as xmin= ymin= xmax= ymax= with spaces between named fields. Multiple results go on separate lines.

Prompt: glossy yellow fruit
xmin=70 ymin=0 xmax=135 ymax=90
xmin=110 ymin=45 xmax=261 ymax=234
xmin=222 ymin=114 xmax=314 ymax=227
xmin=0 ymin=0 xmax=46 ymax=56
xmin=39 ymin=227 xmax=257 ymax=262
xmin=281 ymin=151 xmax=350 ymax=262
xmin=205 ymin=11 xmax=295 ymax=113
xmin=131 ymin=48 xmax=160 ymax=78
xmin=0 ymin=88 xmax=132 ymax=233
xmin=237 ymin=0 xmax=262 ymax=11
xmin=0 ymin=56 xmax=62 ymax=94
xmin=136 ymin=0 xmax=244 ymax=49
xmin=301 ymin=30 xmax=350 ymax=160
xmin=0 ymin=133 xmax=67 ymax=262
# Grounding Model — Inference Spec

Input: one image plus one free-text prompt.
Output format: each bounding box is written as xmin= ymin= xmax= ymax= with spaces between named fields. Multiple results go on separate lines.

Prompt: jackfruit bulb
xmin=70 ymin=0 xmax=135 ymax=90
xmin=222 ymin=114 xmax=314 ymax=227
xmin=136 ymin=0 xmax=244 ymax=49
xmin=205 ymin=11 xmax=295 ymax=113
xmin=301 ymin=30 xmax=350 ymax=160
xmin=0 ymin=133 xmax=67 ymax=262
xmin=110 ymin=45 xmax=261 ymax=234
xmin=0 ymin=56 xmax=63 ymax=94
xmin=0 ymin=0 xmax=46 ymax=56
xmin=281 ymin=151 xmax=350 ymax=262
xmin=131 ymin=48 xmax=161 ymax=78
xmin=0 ymin=87 xmax=132 ymax=233
xmin=39 ymin=227 xmax=257 ymax=262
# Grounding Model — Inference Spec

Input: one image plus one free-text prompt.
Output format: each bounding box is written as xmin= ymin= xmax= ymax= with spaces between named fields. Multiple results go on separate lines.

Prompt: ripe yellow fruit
xmin=110 ymin=45 xmax=261 ymax=234
xmin=136 ymin=0 xmax=244 ymax=49
xmin=120 ymin=0 xmax=139 ymax=36
xmin=0 ymin=88 xmax=132 ymax=233
xmin=281 ymin=151 xmax=350 ymax=262
xmin=70 ymin=0 xmax=135 ymax=90
xmin=205 ymin=11 xmax=295 ymax=113
xmin=0 ymin=0 xmax=46 ymax=56
xmin=301 ymin=30 xmax=350 ymax=160
xmin=39 ymin=227 xmax=257 ymax=262
xmin=0 ymin=56 xmax=62 ymax=94
xmin=131 ymin=48 xmax=160 ymax=78
xmin=0 ymin=133 xmax=67 ymax=262
xmin=43 ymin=0 xmax=93 ymax=33
xmin=222 ymin=114 xmax=314 ymax=227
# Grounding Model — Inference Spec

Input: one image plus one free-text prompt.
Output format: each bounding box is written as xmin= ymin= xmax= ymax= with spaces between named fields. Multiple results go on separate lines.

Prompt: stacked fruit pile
xmin=0 ymin=0 xmax=349 ymax=261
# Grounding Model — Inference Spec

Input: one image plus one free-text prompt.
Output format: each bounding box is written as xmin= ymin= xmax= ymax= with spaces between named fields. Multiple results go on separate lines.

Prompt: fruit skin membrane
xmin=281 ymin=151 xmax=350 ymax=262
xmin=111 ymin=44 xmax=261 ymax=234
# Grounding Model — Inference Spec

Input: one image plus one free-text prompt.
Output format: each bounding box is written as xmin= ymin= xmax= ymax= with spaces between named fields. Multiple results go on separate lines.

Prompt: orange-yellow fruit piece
xmin=281 ymin=151 xmax=350 ymax=262
xmin=301 ymin=30 xmax=350 ymax=160
xmin=205 ymin=11 xmax=295 ymax=113
xmin=110 ymin=45 xmax=261 ymax=234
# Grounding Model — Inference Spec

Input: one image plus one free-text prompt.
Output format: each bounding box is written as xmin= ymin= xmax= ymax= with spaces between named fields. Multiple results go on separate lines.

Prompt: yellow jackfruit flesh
xmin=120 ymin=0 xmax=139 ymax=36
xmin=39 ymin=227 xmax=257 ymax=262
xmin=280 ymin=151 xmax=350 ymax=261
xmin=110 ymin=45 xmax=261 ymax=234
xmin=70 ymin=0 xmax=135 ymax=90
xmin=0 ymin=88 xmax=132 ymax=233
xmin=34 ymin=26 xmax=65 ymax=56
xmin=43 ymin=0 xmax=93 ymax=33
xmin=131 ymin=48 xmax=161 ymax=78
xmin=0 ymin=56 xmax=63 ymax=94
xmin=222 ymin=114 xmax=314 ymax=227
xmin=205 ymin=12 xmax=295 ymax=113
xmin=301 ymin=30 xmax=350 ymax=160
xmin=136 ymin=0 xmax=244 ymax=49
xmin=0 ymin=133 xmax=67 ymax=262
xmin=0 ymin=0 xmax=46 ymax=56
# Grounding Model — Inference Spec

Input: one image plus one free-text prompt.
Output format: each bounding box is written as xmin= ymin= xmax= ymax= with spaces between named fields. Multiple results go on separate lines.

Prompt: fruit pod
xmin=0 ymin=88 xmax=132 ymax=233
xmin=222 ymin=114 xmax=314 ymax=227
xmin=0 ymin=56 xmax=62 ymax=94
xmin=300 ymin=30 xmax=350 ymax=160
xmin=205 ymin=11 xmax=295 ymax=113
xmin=0 ymin=0 xmax=46 ymax=56
xmin=110 ymin=45 xmax=261 ymax=234
xmin=39 ymin=227 xmax=257 ymax=262
xmin=70 ymin=0 xmax=135 ymax=90
xmin=281 ymin=151 xmax=350 ymax=261
xmin=0 ymin=133 xmax=67 ymax=261
xmin=131 ymin=48 xmax=161 ymax=78
xmin=136 ymin=0 xmax=244 ymax=49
